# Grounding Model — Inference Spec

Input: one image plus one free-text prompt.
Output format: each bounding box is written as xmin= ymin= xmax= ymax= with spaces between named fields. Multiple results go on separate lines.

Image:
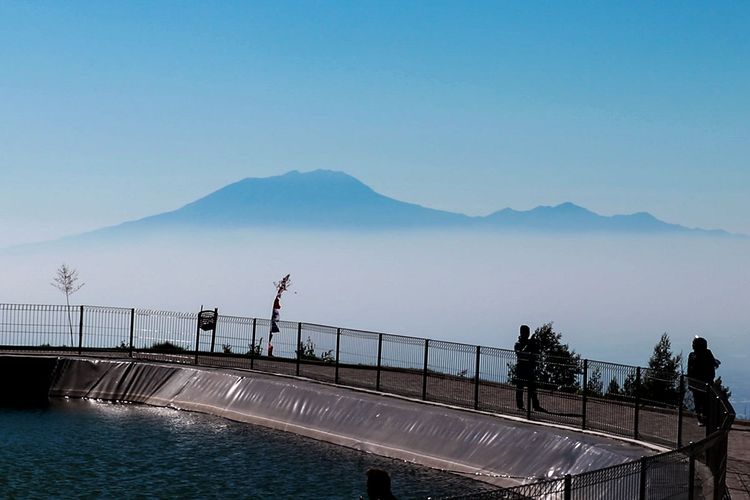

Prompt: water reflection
xmin=0 ymin=398 xmax=494 ymax=499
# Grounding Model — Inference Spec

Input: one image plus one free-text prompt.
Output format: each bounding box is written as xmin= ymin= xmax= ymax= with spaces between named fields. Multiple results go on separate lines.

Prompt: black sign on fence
xmin=198 ymin=310 xmax=217 ymax=331
xmin=195 ymin=307 xmax=219 ymax=363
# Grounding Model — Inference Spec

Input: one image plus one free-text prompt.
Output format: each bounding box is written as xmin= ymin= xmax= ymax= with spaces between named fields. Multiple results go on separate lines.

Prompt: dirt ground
xmin=728 ymin=420 xmax=750 ymax=499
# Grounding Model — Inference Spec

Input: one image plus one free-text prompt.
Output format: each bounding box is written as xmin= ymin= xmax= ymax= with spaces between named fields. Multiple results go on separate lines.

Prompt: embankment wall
xmin=1 ymin=355 xmax=654 ymax=487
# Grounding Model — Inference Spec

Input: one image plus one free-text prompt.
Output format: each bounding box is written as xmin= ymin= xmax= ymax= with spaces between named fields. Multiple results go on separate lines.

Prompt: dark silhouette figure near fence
xmin=687 ymin=335 xmax=720 ymax=426
xmin=514 ymin=325 xmax=543 ymax=411
xmin=364 ymin=468 xmax=396 ymax=500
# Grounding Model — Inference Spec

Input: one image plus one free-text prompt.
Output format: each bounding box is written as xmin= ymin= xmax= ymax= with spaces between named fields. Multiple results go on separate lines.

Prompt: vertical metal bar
xmin=717 ymin=432 xmax=729 ymax=500
xmin=473 ymin=345 xmax=481 ymax=410
xmin=128 ymin=308 xmax=135 ymax=358
xmin=296 ymin=322 xmax=302 ymax=376
xmin=528 ymin=348 xmax=535 ymax=419
xmin=582 ymin=359 xmax=589 ymax=430
xmin=376 ymin=333 xmax=383 ymax=391
xmin=677 ymin=374 xmax=685 ymax=447
xmin=564 ymin=474 xmax=572 ymax=500
xmin=634 ymin=367 xmax=641 ymax=440
xmin=687 ymin=455 xmax=696 ymax=500
xmin=194 ymin=316 xmax=201 ymax=365
xmin=250 ymin=318 xmax=257 ymax=369
xmin=706 ymin=382 xmax=713 ymax=438
xmin=422 ymin=339 xmax=429 ymax=400
xmin=210 ymin=308 xmax=218 ymax=353
xmin=527 ymin=387 xmax=532 ymax=420
xmin=638 ymin=456 xmax=648 ymax=500
xmin=334 ymin=327 xmax=341 ymax=385
xmin=78 ymin=305 xmax=84 ymax=354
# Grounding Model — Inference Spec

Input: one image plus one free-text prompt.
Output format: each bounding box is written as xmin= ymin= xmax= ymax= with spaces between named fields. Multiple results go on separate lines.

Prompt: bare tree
xmin=51 ymin=263 xmax=85 ymax=346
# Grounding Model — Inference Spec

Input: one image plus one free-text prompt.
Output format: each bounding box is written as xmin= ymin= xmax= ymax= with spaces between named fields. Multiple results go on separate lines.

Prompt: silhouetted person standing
xmin=515 ymin=325 xmax=542 ymax=411
xmin=364 ymin=469 xmax=396 ymax=500
xmin=687 ymin=336 xmax=720 ymax=425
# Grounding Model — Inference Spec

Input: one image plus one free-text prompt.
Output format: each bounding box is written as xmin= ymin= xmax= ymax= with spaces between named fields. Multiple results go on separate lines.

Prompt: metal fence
xmin=0 ymin=303 xmax=735 ymax=500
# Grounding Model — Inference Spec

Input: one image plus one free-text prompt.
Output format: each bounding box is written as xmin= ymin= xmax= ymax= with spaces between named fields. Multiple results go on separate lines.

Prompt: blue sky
xmin=1 ymin=1 xmax=749 ymax=245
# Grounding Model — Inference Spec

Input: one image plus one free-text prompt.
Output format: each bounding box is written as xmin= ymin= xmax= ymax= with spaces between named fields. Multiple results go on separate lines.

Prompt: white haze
xmin=1 ymin=230 xmax=748 ymax=413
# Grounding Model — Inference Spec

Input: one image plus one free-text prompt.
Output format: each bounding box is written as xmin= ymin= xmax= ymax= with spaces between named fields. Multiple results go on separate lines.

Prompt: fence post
xmin=527 ymin=385 xmax=532 ymax=420
xmin=473 ymin=345 xmax=481 ymax=410
xmin=422 ymin=339 xmax=429 ymax=401
xmin=78 ymin=305 xmax=84 ymax=355
xmin=564 ymin=474 xmax=572 ymax=500
xmin=128 ymin=308 xmax=135 ymax=358
xmin=717 ymin=432 xmax=729 ymax=500
xmin=706 ymin=382 xmax=714 ymax=438
xmin=634 ymin=366 xmax=641 ymax=440
xmin=582 ymin=359 xmax=589 ymax=430
xmin=295 ymin=322 xmax=302 ymax=376
xmin=250 ymin=318 xmax=257 ymax=369
xmin=638 ymin=456 xmax=648 ymax=500
xmin=688 ymin=455 xmax=696 ymax=500
xmin=194 ymin=314 xmax=201 ymax=365
xmin=209 ymin=307 xmax=218 ymax=353
xmin=677 ymin=374 xmax=685 ymax=447
xmin=376 ymin=333 xmax=383 ymax=392
xmin=335 ymin=328 xmax=341 ymax=385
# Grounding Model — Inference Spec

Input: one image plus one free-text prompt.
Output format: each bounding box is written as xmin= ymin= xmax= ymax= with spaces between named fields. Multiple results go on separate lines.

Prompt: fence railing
xmin=0 ymin=303 xmax=734 ymax=500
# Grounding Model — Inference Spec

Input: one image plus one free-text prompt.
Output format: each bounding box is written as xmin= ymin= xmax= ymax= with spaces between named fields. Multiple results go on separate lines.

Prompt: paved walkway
xmin=728 ymin=419 xmax=750 ymax=500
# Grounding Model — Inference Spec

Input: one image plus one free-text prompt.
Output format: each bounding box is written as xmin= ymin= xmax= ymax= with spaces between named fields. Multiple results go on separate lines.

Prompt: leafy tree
xmin=51 ymin=263 xmax=85 ymax=346
xmin=607 ymin=377 xmax=621 ymax=397
xmin=246 ymin=337 xmax=264 ymax=356
xmin=641 ymin=333 xmax=682 ymax=405
xmin=508 ymin=323 xmax=581 ymax=391
xmin=297 ymin=336 xmax=318 ymax=360
xmin=620 ymin=333 xmax=683 ymax=407
xmin=615 ymin=333 xmax=684 ymax=404
xmin=587 ymin=367 xmax=604 ymax=396
xmin=715 ymin=376 xmax=732 ymax=399
xmin=296 ymin=336 xmax=333 ymax=363
xmin=533 ymin=323 xmax=582 ymax=391
xmin=623 ymin=369 xmax=638 ymax=397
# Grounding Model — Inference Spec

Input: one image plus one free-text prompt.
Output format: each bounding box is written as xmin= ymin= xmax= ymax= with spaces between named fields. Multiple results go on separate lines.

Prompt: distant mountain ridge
xmin=74 ymin=170 xmax=734 ymax=239
xmin=138 ymin=169 xmax=472 ymax=229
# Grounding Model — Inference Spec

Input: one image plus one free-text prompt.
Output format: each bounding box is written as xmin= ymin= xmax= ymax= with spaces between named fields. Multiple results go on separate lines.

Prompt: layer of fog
xmin=2 ymin=230 xmax=748 ymax=409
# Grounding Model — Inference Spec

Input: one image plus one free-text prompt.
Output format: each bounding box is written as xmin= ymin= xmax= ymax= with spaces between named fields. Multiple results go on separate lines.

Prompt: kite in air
xmin=268 ymin=273 xmax=291 ymax=356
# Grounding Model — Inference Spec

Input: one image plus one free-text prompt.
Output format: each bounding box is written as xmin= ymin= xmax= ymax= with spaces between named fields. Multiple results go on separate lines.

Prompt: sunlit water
xmin=0 ymin=399 xmax=493 ymax=499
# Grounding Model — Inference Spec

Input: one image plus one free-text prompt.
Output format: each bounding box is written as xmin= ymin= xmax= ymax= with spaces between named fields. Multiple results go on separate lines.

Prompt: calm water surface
xmin=0 ymin=399 xmax=493 ymax=499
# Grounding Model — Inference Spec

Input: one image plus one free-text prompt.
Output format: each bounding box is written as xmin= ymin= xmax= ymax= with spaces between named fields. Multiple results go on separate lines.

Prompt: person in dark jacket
xmin=364 ymin=469 xmax=396 ymax=500
xmin=687 ymin=336 xmax=720 ymax=425
xmin=515 ymin=325 xmax=542 ymax=411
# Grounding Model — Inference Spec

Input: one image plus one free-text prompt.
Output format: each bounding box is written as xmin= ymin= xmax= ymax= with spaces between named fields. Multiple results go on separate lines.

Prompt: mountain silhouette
xmin=61 ymin=169 xmax=732 ymax=241
xmin=485 ymin=202 xmax=691 ymax=233
xmin=108 ymin=170 xmax=471 ymax=234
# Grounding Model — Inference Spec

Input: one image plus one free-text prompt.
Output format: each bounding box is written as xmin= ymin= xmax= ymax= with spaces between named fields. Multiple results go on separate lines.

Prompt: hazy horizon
xmin=2 ymin=168 xmax=745 ymax=251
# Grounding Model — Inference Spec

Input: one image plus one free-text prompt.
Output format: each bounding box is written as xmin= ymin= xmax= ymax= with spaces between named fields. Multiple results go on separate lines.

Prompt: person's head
xmin=519 ymin=325 xmax=530 ymax=340
xmin=692 ymin=336 xmax=708 ymax=351
xmin=366 ymin=469 xmax=392 ymax=499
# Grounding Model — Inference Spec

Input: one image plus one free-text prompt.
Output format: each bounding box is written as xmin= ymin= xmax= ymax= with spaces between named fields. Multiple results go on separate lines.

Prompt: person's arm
xmin=709 ymin=350 xmax=721 ymax=368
